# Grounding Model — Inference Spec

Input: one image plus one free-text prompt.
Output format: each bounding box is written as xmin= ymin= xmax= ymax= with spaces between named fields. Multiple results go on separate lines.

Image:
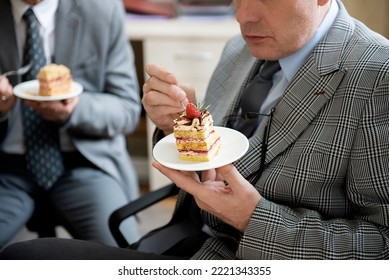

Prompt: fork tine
xmin=19 ymin=63 xmax=32 ymax=74
xmin=2 ymin=63 xmax=32 ymax=77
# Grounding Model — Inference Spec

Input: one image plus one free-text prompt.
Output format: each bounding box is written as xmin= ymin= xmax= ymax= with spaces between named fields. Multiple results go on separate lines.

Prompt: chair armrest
xmin=109 ymin=183 xmax=179 ymax=248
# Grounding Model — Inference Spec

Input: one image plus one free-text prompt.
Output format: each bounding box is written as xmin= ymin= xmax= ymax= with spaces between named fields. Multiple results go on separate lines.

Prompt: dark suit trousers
xmin=0 ymin=152 xmax=138 ymax=248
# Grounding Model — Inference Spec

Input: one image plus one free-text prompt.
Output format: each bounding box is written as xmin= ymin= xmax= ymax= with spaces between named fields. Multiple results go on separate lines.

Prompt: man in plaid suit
xmin=1 ymin=0 xmax=388 ymax=259
xmin=147 ymin=0 xmax=389 ymax=259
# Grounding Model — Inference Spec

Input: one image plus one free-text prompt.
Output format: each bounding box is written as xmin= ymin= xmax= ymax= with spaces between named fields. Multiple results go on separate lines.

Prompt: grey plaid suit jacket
xmin=156 ymin=1 xmax=389 ymax=259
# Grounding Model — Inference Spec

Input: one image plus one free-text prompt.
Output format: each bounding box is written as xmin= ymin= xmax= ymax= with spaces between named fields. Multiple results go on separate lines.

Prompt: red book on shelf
xmin=123 ymin=0 xmax=176 ymax=18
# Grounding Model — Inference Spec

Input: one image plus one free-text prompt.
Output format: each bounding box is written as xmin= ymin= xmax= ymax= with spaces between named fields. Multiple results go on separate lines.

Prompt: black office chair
xmin=29 ymin=184 xmax=181 ymax=242
xmin=109 ymin=183 xmax=204 ymax=252
xmin=109 ymin=183 xmax=179 ymax=248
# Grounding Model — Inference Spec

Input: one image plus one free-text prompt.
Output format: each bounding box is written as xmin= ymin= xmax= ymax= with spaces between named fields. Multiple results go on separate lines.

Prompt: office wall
xmin=342 ymin=0 xmax=389 ymax=38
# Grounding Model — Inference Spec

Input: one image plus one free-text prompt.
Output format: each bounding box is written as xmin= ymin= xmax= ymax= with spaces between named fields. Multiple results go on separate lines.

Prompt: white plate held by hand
xmin=153 ymin=126 xmax=249 ymax=171
xmin=13 ymin=80 xmax=83 ymax=101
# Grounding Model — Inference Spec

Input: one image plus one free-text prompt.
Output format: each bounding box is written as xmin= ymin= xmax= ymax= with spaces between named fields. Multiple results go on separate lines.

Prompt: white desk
xmin=125 ymin=15 xmax=240 ymax=189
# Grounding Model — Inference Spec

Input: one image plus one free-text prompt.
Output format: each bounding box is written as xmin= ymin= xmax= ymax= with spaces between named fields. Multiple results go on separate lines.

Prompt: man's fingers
xmin=152 ymin=161 xmax=202 ymax=196
xmin=201 ymin=169 xmax=217 ymax=182
xmin=216 ymin=164 xmax=247 ymax=189
xmin=145 ymin=64 xmax=177 ymax=84
xmin=144 ymin=72 xmax=187 ymax=104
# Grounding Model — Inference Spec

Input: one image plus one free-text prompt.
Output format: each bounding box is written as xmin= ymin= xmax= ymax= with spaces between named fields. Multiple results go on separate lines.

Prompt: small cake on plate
xmin=38 ymin=64 xmax=72 ymax=96
xmin=173 ymin=103 xmax=221 ymax=162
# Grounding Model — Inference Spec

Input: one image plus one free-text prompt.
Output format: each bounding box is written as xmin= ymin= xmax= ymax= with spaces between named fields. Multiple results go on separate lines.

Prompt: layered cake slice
xmin=173 ymin=103 xmax=221 ymax=162
xmin=38 ymin=64 xmax=72 ymax=96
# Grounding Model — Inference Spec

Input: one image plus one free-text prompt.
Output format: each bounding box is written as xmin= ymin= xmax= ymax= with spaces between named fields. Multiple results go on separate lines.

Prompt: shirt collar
xmin=11 ymin=0 xmax=58 ymax=29
xmin=279 ymin=0 xmax=339 ymax=82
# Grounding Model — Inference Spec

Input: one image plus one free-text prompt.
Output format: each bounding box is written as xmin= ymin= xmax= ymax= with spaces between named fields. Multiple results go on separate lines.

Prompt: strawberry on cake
xmin=173 ymin=103 xmax=221 ymax=162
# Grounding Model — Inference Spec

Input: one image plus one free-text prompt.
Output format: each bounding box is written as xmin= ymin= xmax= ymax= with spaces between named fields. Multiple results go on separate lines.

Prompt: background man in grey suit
xmin=0 ymin=0 xmax=141 ymax=247
xmin=1 ymin=0 xmax=388 ymax=259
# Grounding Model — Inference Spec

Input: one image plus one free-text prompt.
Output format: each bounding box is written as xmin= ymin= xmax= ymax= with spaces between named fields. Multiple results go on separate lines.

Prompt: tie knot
xmin=23 ymin=8 xmax=38 ymax=25
xmin=259 ymin=60 xmax=281 ymax=80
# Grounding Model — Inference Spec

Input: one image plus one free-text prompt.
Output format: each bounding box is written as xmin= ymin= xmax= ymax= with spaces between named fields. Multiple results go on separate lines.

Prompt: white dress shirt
xmin=11 ymin=0 xmax=58 ymax=65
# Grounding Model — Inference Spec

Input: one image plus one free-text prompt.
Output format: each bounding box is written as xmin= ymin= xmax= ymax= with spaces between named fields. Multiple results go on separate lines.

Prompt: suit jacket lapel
xmin=266 ymin=58 xmax=346 ymax=164
xmin=54 ymin=0 xmax=82 ymax=66
xmin=265 ymin=6 xmax=353 ymax=165
xmin=0 ymin=0 xmax=22 ymax=85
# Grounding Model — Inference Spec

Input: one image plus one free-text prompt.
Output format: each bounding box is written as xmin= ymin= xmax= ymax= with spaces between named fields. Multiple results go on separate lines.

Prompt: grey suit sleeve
xmin=65 ymin=1 xmax=141 ymax=138
xmin=195 ymin=7 xmax=389 ymax=260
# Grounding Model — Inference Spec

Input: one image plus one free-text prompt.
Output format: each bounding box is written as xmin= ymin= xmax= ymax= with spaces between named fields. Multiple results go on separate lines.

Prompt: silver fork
xmin=179 ymin=101 xmax=186 ymax=111
xmin=2 ymin=63 xmax=32 ymax=77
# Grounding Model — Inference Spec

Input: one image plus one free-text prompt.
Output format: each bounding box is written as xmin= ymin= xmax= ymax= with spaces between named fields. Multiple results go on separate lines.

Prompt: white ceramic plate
xmin=13 ymin=80 xmax=83 ymax=101
xmin=153 ymin=126 xmax=249 ymax=171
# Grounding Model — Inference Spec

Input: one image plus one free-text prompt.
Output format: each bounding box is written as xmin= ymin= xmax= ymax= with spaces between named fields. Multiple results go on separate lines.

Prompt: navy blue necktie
xmin=22 ymin=9 xmax=64 ymax=188
xmin=235 ymin=60 xmax=281 ymax=137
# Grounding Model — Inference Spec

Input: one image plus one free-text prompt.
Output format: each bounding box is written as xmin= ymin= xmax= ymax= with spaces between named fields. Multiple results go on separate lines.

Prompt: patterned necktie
xmin=235 ymin=60 xmax=281 ymax=137
xmin=22 ymin=8 xmax=64 ymax=189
